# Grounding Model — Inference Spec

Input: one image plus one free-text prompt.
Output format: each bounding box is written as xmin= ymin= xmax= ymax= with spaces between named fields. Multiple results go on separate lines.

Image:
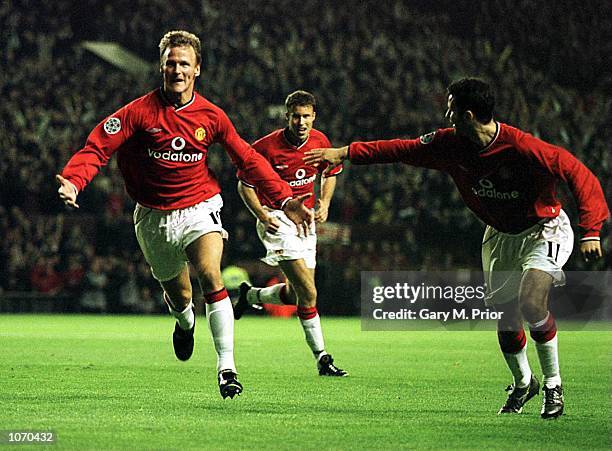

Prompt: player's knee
xmin=519 ymin=300 xmax=547 ymax=324
xmin=175 ymin=287 xmax=192 ymax=304
xmin=166 ymin=288 xmax=192 ymax=309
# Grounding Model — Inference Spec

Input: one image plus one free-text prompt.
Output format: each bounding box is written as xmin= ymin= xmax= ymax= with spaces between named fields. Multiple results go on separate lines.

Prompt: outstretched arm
xmin=303 ymin=146 xmax=349 ymax=168
xmin=217 ymin=110 xmax=313 ymax=229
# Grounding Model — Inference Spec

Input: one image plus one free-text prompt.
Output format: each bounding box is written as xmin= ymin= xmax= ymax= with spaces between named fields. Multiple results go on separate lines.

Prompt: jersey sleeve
xmin=235 ymin=138 xmax=265 ymax=189
xmin=317 ymin=133 xmax=343 ymax=177
xmin=348 ymin=130 xmax=447 ymax=170
xmin=60 ymin=103 xmax=139 ymax=192
xmin=215 ymin=111 xmax=292 ymax=209
xmin=517 ymin=132 xmax=609 ymax=239
xmin=321 ymin=163 xmax=344 ymax=177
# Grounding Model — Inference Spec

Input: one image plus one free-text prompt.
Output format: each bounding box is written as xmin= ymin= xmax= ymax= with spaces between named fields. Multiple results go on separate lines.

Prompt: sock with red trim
xmin=528 ymin=312 xmax=561 ymax=388
xmin=205 ymin=288 xmax=236 ymax=373
xmin=246 ymin=283 xmax=293 ymax=305
xmin=498 ymin=329 xmax=532 ymax=388
xmin=297 ymin=306 xmax=325 ymax=359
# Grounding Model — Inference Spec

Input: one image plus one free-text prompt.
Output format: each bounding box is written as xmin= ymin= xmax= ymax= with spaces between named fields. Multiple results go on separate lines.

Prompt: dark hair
xmin=447 ymin=78 xmax=495 ymax=123
xmin=285 ymin=90 xmax=316 ymax=112
xmin=158 ymin=30 xmax=202 ymax=66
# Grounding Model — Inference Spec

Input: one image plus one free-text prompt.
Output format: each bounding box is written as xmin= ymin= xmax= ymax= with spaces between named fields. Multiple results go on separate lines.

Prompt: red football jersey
xmin=348 ymin=123 xmax=608 ymax=238
xmin=61 ymin=89 xmax=292 ymax=210
xmin=239 ymin=128 xmax=342 ymax=209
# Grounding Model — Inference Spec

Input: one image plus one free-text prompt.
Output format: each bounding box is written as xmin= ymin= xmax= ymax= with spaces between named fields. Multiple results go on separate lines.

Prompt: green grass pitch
xmin=0 ymin=314 xmax=610 ymax=450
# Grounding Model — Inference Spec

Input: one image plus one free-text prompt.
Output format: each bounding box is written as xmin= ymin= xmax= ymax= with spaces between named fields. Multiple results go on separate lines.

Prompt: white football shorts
xmin=256 ymin=208 xmax=317 ymax=269
xmin=134 ymin=194 xmax=227 ymax=282
xmin=481 ymin=209 xmax=574 ymax=306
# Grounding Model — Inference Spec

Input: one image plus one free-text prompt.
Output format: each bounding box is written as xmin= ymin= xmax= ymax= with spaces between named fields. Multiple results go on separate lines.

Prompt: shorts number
xmin=209 ymin=209 xmax=221 ymax=225
xmin=547 ymin=241 xmax=560 ymax=261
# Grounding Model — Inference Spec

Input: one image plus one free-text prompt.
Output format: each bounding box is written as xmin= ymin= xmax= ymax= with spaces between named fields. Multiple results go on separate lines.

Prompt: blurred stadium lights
xmin=82 ymin=41 xmax=152 ymax=76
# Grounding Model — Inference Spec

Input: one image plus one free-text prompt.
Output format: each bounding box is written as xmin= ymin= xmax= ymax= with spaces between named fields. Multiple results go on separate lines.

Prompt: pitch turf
xmin=0 ymin=315 xmax=609 ymax=450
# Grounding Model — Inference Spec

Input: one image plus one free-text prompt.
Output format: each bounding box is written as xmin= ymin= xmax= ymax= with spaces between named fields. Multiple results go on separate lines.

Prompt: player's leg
xmin=241 ymin=277 xmax=295 ymax=306
xmin=496 ymin=300 xmax=540 ymax=414
xmin=185 ymin=231 xmax=242 ymax=398
xmin=520 ymin=211 xmax=573 ymax=418
xmin=133 ymin=204 xmax=195 ymax=361
xmin=279 ymin=260 xmax=348 ymax=377
xmin=234 ymin=209 xmax=297 ymax=318
xmin=159 ymin=267 xmax=196 ymax=361
xmin=520 ymin=269 xmax=563 ymax=418
xmin=482 ymin=225 xmax=538 ymax=414
xmin=160 ymin=267 xmax=194 ymax=328
xmin=279 ymin=259 xmax=321 ymax=353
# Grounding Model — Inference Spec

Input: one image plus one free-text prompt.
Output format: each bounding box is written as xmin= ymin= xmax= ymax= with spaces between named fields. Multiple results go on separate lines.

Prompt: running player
xmin=304 ymin=78 xmax=608 ymax=417
xmin=234 ymin=90 xmax=348 ymax=377
xmin=57 ymin=30 xmax=313 ymax=399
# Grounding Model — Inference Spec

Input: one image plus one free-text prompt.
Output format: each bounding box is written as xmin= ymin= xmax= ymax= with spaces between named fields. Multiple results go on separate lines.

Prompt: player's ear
xmin=463 ymin=110 xmax=474 ymax=122
xmin=195 ymin=65 xmax=201 ymax=77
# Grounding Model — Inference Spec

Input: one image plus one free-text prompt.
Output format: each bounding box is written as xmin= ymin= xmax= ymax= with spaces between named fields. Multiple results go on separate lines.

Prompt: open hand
xmin=56 ymin=174 xmax=79 ymax=209
xmin=282 ymin=193 xmax=313 ymax=236
xmin=303 ymin=146 xmax=348 ymax=168
xmin=261 ymin=215 xmax=281 ymax=234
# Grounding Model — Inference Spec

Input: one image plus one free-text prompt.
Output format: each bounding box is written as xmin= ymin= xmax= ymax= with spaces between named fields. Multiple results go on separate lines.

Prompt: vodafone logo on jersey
xmin=171 ymin=137 xmax=186 ymax=151
xmin=147 ymin=136 xmax=203 ymax=163
xmin=472 ymin=178 xmax=519 ymax=200
xmin=289 ymin=168 xmax=316 ymax=187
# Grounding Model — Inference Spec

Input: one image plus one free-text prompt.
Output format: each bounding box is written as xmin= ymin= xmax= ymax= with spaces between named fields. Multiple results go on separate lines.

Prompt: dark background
xmin=1 ymin=0 xmax=609 ymax=315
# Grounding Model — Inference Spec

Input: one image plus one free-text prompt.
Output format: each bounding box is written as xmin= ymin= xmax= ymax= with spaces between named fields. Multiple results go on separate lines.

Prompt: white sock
xmin=247 ymin=283 xmax=286 ymax=305
xmin=503 ymin=345 xmax=532 ymax=388
xmin=534 ymin=334 xmax=561 ymax=388
xmin=299 ymin=314 xmax=326 ymax=358
xmin=206 ymin=298 xmax=236 ymax=373
xmin=167 ymin=299 xmax=194 ymax=331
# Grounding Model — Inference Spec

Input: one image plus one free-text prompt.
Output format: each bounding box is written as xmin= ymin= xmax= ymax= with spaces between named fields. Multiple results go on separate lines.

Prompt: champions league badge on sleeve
xmin=103 ymin=117 xmax=122 ymax=135
xmin=419 ymin=131 xmax=436 ymax=144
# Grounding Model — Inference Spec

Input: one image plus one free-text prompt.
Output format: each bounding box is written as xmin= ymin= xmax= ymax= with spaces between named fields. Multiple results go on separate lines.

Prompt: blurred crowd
xmin=1 ymin=0 xmax=609 ymax=313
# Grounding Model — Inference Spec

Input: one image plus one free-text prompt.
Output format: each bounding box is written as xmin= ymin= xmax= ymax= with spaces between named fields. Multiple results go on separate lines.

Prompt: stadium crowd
xmin=1 ymin=0 xmax=609 ymax=312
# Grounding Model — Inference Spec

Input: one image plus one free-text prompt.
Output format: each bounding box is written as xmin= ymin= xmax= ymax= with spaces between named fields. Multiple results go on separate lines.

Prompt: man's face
xmin=445 ymin=94 xmax=470 ymax=136
xmin=161 ymin=45 xmax=200 ymax=98
xmin=286 ymin=104 xmax=316 ymax=142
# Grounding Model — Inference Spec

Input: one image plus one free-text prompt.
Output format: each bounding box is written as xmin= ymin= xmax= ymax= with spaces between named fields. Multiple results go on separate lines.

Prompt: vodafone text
xmin=147 ymin=148 xmax=203 ymax=163
xmin=288 ymin=174 xmax=316 ymax=187
xmin=471 ymin=178 xmax=519 ymax=200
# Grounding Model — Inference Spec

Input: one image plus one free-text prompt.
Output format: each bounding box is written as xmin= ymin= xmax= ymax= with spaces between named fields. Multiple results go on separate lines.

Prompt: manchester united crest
xmin=195 ymin=127 xmax=206 ymax=141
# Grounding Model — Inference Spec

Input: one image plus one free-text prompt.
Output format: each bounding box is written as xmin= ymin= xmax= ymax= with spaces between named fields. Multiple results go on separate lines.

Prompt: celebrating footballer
xmin=57 ymin=30 xmax=313 ymax=399
xmin=304 ymin=77 xmax=609 ymax=419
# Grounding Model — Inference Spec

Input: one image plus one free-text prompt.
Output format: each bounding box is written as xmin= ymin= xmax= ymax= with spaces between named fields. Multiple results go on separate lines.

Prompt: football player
xmin=235 ymin=90 xmax=348 ymax=377
xmin=304 ymin=78 xmax=608 ymax=417
xmin=57 ymin=30 xmax=313 ymax=399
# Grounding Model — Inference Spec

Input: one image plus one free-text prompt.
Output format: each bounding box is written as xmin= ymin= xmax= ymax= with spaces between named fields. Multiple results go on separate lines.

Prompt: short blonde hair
xmin=158 ymin=30 xmax=202 ymax=65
